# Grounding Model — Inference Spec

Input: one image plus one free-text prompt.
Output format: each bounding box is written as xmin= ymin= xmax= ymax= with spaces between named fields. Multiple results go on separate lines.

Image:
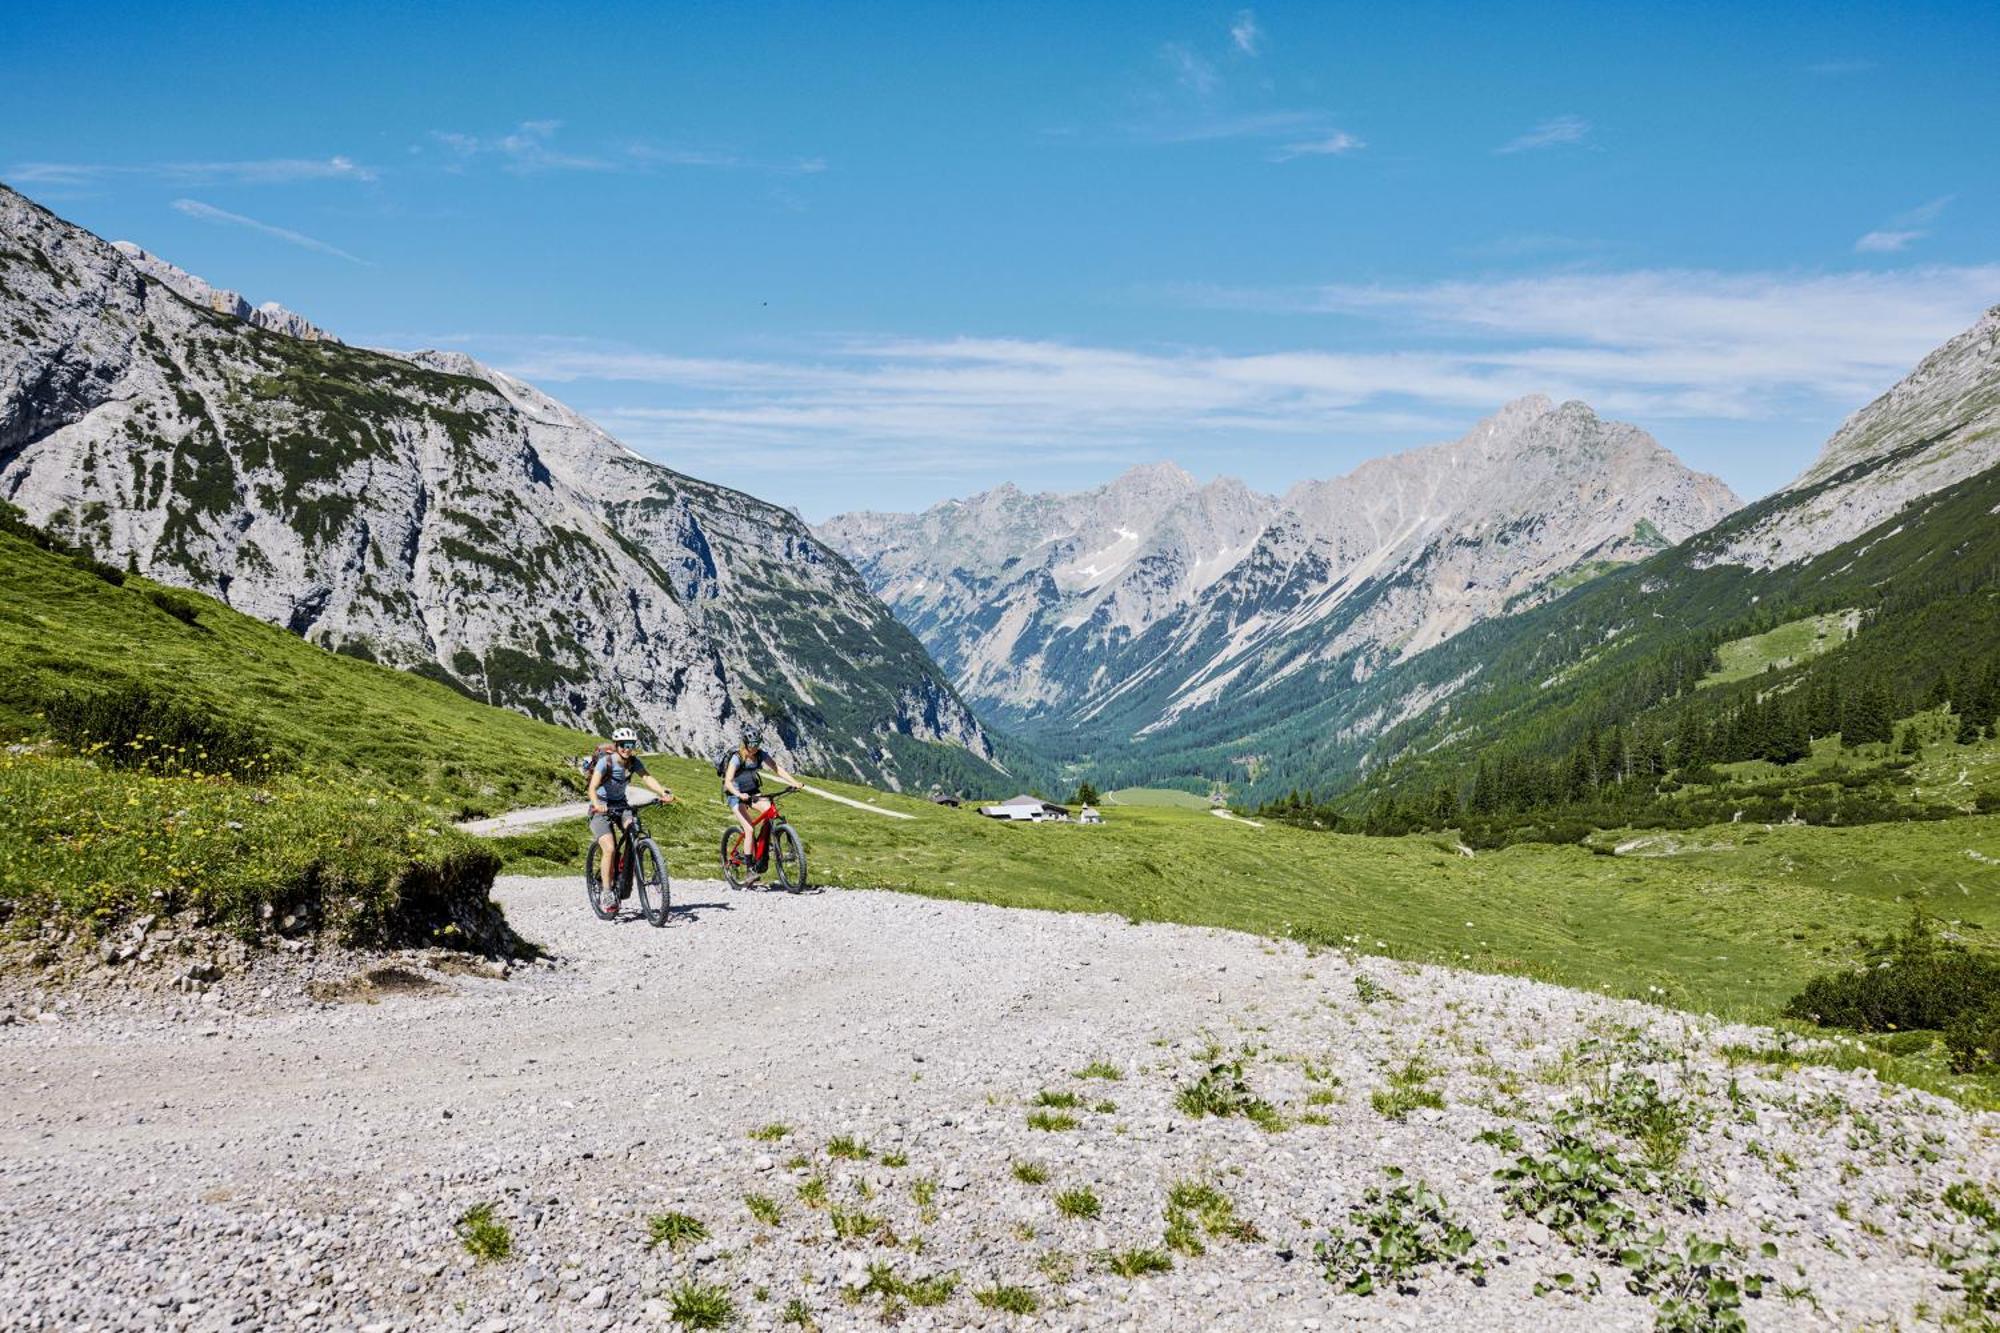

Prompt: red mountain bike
xmin=720 ymin=787 xmax=809 ymax=891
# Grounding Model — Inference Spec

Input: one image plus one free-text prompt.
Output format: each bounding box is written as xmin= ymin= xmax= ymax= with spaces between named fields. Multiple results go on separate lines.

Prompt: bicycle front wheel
xmin=635 ymin=838 xmax=671 ymax=927
xmin=773 ymin=823 xmax=807 ymax=891
xmin=720 ymin=828 xmax=748 ymax=889
xmin=583 ymin=841 xmax=618 ymax=920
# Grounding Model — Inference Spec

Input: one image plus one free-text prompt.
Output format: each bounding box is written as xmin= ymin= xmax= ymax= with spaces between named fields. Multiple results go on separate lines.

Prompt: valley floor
xmin=3 ymin=879 xmax=1995 ymax=1331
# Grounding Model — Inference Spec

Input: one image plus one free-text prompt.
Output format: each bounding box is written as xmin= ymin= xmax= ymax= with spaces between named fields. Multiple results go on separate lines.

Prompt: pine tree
xmin=1959 ymin=711 xmax=1984 ymax=746
xmin=1071 ymin=780 xmax=1099 ymax=807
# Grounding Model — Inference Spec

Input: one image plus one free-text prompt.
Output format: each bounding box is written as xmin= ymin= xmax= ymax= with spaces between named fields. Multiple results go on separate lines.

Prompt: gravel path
xmin=3 ymin=876 xmax=1995 ymax=1331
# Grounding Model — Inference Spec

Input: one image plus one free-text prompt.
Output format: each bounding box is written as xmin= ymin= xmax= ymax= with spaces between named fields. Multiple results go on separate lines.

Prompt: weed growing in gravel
xmin=1315 ymin=1167 xmax=1486 ymax=1295
xmin=454 ymin=1202 xmax=511 ymax=1263
xmin=668 ymin=1279 xmax=735 ymax=1330
xmin=827 ymin=1134 xmax=873 ymax=1160
xmin=1164 ymin=1180 xmax=1260 ymax=1256
xmin=780 ymin=1296 xmax=816 ymax=1329
xmin=1012 ymin=1161 xmax=1050 ymax=1185
xmin=1091 ymin=1099 xmax=1117 ymax=1113
xmin=1354 ymin=975 xmax=1396 ymax=1005
xmin=749 ymin=1122 xmax=792 ymax=1142
xmin=1175 ymin=1058 xmax=1281 ymax=1129
xmin=1306 ymin=1088 xmax=1340 ymax=1106
xmin=911 ymin=1177 xmax=940 ymax=1223
xmin=797 ymin=1175 xmax=830 ymax=1209
xmin=1027 ymin=1110 xmax=1078 ymax=1132
xmin=881 ymin=1150 xmax=909 ymax=1168
xmin=1055 ymin=1186 xmax=1102 ymax=1220
xmin=849 ymin=1263 xmax=958 ymax=1318
xmin=745 ymin=1193 xmax=782 ymax=1226
xmin=1077 ymin=1060 xmax=1123 ymax=1080
xmin=831 ymin=1205 xmax=888 ymax=1243
xmin=1103 ymin=1247 xmax=1173 ymax=1278
xmin=1371 ymin=1055 xmax=1446 ymax=1121
xmin=1935 ymin=1181 xmax=2000 ymax=1318
xmin=976 ymin=1284 xmax=1039 ymax=1314
xmin=784 ymin=1152 xmax=811 ymax=1170
xmin=1589 ymin=1071 xmax=1700 ymax=1171
xmin=1037 ymin=1251 xmax=1076 ymax=1282
xmin=646 ymin=1211 xmax=709 ymax=1251
xmin=1474 ymin=1127 xmax=1523 ymax=1153
xmin=1033 ymin=1089 xmax=1082 ymax=1109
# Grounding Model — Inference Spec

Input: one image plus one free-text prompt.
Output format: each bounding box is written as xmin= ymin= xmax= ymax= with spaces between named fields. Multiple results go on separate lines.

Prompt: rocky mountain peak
xmin=109 ymin=240 xmax=340 ymax=344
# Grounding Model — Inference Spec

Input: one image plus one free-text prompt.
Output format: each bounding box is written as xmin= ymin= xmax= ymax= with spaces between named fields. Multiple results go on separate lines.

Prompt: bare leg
xmin=597 ymin=831 xmax=617 ymax=893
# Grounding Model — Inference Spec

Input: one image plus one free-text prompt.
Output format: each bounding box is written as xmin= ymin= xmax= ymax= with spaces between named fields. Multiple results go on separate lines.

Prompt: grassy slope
xmin=1102 ymin=787 xmax=1212 ymax=809
xmin=1697 ymin=609 xmax=1857 ymax=689
xmin=498 ymin=753 xmax=2000 ymax=1023
xmin=0 ymin=528 xmax=591 ymax=816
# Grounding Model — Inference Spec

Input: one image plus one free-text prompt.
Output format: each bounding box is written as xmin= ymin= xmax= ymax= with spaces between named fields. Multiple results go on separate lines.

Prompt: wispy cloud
xmin=171 ymin=198 xmax=369 ymax=264
xmin=437 ymin=266 xmax=2000 ymax=485
xmin=1230 ymin=10 xmax=1264 ymax=56
xmin=1854 ymin=195 xmax=1953 ymax=254
xmin=8 ymin=156 xmax=375 ymax=187
xmin=1160 ymin=42 xmax=1221 ymax=97
xmin=1495 ymin=115 xmax=1591 ymax=155
xmin=1273 ymin=131 xmax=1364 ymax=161
xmin=424 ymin=120 xmax=827 ymax=176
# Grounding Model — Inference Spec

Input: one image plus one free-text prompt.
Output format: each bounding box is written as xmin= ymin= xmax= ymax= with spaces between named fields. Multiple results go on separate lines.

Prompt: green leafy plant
xmin=1103 ymin=1248 xmax=1173 ymax=1279
xmin=826 ymin=1134 xmax=873 ymax=1160
xmin=1164 ymin=1180 xmax=1259 ymax=1256
xmin=1175 ymin=1058 xmax=1280 ymax=1127
xmin=1077 ymin=1060 xmax=1123 ymax=1080
xmin=1371 ymin=1055 xmax=1446 ymax=1121
xmin=748 ymin=1122 xmax=792 ymax=1142
xmin=975 ymin=1284 xmax=1038 ymax=1314
xmin=667 ymin=1279 xmax=736 ymax=1329
xmin=1315 ymin=1167 xmax=1487 ymax=1295
xmin=1027 ymin=1110 xmax=1078 ymax=1132
xmin=646 ymin=1211 xmax=709 ymax=1251
xmin=744 ymin=1193 xmax=781 ymax=1226
xmin=1054 ymin=1186 xmax=1101 ymax=1220
xmin=1012 ymin=1161 xmax=1050 ymax=1185
xmin=455 ymin=1202 xmax=511 ymax=1263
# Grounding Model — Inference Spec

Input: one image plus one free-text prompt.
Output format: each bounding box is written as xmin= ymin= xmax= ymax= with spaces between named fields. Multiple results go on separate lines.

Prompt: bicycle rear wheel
xmin=772 ymin=823 xmax=807 ymax=891
xmin=720 ymin=828 xmax=748 ymax=889
xmin=583 ymin=841 xmax=618 ymax=920
xmin=634 ymin=838 xmax=671 ymax=927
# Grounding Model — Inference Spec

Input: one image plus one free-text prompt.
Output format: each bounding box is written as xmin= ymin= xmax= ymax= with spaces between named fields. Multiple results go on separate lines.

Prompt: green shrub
xmin=1784 ymin=912 xmax=2000 ymax=1033
xmin=145 ymin=587 xmax=201 ymax=624
xmin=455 ymin=1202 xmax=511 ymax=1262
xmin=1946 ymin=1002 xmax=2000 ymax=1073
xmin=70 ymin=551 xmax=125 ymax=586
xmin=39 ymin=682 xmax=275 ymax=776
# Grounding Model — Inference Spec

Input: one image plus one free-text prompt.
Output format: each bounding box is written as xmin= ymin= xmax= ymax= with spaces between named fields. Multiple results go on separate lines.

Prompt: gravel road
xmin=2 ymin=876 xmax=1994 ymax=1331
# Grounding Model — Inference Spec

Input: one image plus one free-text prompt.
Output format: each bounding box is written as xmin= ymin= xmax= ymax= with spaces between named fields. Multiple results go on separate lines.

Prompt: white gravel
xmin=2 ymin=876 xmax=1995 ymax=1331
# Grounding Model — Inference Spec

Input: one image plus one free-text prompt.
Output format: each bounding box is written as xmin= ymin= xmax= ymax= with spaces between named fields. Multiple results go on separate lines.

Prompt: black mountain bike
xmin=720 ymin=787 xmax=808 ymax=891
xmin=583 ymin=804 xmax=670 ymax=926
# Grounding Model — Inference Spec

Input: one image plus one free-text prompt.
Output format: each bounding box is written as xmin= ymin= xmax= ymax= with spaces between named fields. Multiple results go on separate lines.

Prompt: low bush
xmin=1784 ymin=912 xmax=2000 ymax=1034
xmin=145 ymin=587 xmax=201 ymax=624
xmin=1946 ymin=1002 xmax=2000 ymax=1074
xmin=39 ymin=682 xmax=276 ymax=777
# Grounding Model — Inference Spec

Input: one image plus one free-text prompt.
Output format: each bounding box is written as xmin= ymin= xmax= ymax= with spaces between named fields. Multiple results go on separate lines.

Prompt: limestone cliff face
xmin=822 ymin=397 xmax=1739 ymax=742
xmin=0 ymin=184 xmax=996 ymax=789
xmin=1698 ymin=305 xmax=2000 ymax=570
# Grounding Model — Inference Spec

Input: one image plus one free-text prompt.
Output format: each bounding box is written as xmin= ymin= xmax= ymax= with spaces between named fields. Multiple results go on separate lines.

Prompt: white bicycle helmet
xmin=610 ymin=726 xmax=639 ymax=746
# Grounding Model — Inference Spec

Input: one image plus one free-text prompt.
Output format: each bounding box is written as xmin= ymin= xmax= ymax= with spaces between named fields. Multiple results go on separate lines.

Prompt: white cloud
xmin=443 ymin=266 xmax=2000 ymax=483
xmin=1495 ymin=115 xmax=1591 ymax=154
xmin=170 ymin=198 xmax=369 ymax=264
xmin=1230 ymin=10 xmax=1263 ymax=55
xmin=1274 ymin=131 xmax=1364 ymax=161
xmin=1161 ymin=42 xmax=1220 ymax=97
xmin=1853 ymin=195 xmax=1954 ymax=254
xmin=8 ymin=156 xmax=376 ymax=187
xmin=426 ymin=122 xmax=826 ymax=176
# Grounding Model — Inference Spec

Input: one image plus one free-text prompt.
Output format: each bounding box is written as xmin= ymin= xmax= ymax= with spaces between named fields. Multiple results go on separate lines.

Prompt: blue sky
xmin=5 ymin=1 xmax=1997 ymax=518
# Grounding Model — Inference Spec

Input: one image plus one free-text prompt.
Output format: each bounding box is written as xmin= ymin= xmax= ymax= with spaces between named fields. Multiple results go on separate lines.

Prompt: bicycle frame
xmin=738 ymin=796 xmax=783 ymax=864
xmin=601 ymin=807 xmax=647 ymax=888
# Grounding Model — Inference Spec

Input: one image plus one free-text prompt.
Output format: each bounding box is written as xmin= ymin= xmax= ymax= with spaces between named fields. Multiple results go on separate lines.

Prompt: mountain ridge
xmin=0 ymin=182 xmax=1000 ymax=792
xmin=820 ymin=395 xmax=1739 ymax=761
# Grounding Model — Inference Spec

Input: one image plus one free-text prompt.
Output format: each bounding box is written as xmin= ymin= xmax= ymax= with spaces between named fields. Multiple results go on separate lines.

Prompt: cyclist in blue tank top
xmin=722 ymin=728 xmax=802 ymax=886
xmin=587 ymin=727 xmax=675 ymax=910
